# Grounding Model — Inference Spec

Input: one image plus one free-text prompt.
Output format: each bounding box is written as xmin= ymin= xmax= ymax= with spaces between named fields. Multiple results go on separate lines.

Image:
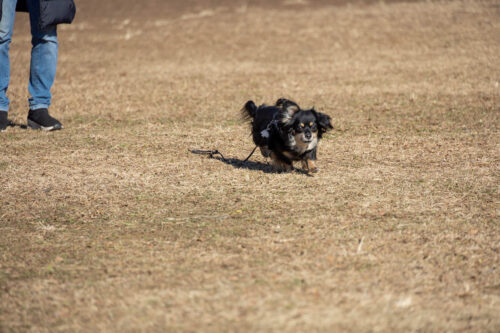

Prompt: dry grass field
xmin=1 ymin=0 xmax=499 ymax=331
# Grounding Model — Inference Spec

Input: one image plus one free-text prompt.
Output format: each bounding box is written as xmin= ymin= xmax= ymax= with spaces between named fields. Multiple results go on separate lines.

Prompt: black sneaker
xmin=27 ymin=108 xmax=63 ymax=131
xmin=0 ymin=111 xmax=8 ymax=132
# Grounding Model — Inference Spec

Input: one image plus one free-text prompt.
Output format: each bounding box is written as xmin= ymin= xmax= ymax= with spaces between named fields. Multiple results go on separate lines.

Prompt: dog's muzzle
xmin=302 ymin=131 xmax=313 ymax=142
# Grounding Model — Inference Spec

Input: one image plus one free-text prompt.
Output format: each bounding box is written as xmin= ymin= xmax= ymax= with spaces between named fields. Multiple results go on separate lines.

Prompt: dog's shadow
xmin=190 ymin=149 xmax=312 ymax=176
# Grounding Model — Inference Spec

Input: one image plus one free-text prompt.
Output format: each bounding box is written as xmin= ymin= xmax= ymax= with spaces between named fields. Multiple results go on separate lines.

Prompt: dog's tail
xmin=241 ymin=100 xmax=257 ymax=121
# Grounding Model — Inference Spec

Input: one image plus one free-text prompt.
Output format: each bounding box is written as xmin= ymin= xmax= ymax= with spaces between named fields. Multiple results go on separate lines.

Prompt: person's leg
xmin=25 ymin=0 xmax=61 ymax=130
xmin=26 ymin=0 xmax=58 ymax=110
xmin=0 ymin=0 xmax=16 ymax=131
xmin=0 ymin=0 xmax=17 ymax=113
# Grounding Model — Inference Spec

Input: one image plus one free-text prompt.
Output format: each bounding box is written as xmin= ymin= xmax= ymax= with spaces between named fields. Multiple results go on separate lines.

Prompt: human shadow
xmin=190 ymin=149 xmax=312 ymax=176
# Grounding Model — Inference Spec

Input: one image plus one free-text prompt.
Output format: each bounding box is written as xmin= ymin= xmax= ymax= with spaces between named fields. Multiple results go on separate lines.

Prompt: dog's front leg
xmin=301 ymin=159 xmax=318 ymax=173
xmin=270 ymin=152 xmax=293 ymax=173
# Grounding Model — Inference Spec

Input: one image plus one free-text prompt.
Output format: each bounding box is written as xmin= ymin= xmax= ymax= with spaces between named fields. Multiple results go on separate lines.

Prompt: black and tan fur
xmin=241 ymin=98 xmax=333 ymax=173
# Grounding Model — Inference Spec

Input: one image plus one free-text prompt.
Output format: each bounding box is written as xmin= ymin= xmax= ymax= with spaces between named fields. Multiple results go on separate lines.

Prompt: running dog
xmin=241 ymin=98 xmax=333 ymax=173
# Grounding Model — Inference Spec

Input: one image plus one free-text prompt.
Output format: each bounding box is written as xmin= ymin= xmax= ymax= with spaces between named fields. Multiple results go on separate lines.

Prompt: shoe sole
xmin=27 ymin=119 xmax=63 ymax=131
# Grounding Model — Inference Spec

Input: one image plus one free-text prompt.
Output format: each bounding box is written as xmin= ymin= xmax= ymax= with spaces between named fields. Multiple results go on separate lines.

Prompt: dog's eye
xmin=300 ymin=123 xmax=305 ymax=128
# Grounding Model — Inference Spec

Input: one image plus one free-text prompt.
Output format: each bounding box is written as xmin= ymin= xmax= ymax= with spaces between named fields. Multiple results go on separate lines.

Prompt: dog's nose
xmin=305 ymin=131 xmax=312 ymax=139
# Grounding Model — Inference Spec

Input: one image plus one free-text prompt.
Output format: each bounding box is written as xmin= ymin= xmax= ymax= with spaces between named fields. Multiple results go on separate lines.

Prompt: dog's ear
xmin=276 ymin=99 xmax=300 ymax=125
xmin=315 ymin=111 xmax=333 ymax=136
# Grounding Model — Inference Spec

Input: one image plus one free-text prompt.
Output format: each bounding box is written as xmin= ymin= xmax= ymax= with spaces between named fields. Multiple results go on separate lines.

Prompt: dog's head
xmin=276 ymin=99 xmax=333 ymax=150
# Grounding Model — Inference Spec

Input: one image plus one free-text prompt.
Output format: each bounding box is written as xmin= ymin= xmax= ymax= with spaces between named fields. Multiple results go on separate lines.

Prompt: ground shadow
xmin=190 ymin=149 xmax=312 ymax=176
xmin=6 ymin=121 xmax=27 ymax=130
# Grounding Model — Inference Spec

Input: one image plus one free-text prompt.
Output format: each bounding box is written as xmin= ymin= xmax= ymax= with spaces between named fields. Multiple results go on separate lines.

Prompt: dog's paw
xmin=274 ymin=165 xmax=293 ymax=173
xmin=302 ymin=159 xmax=318 ymax=173
xmin=308 ymin=167 xmax=319 ymax=173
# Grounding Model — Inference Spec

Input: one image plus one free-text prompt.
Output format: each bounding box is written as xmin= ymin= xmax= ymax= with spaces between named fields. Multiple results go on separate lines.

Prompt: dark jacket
xmin=0 ymin=0 xmax=76 ymax=30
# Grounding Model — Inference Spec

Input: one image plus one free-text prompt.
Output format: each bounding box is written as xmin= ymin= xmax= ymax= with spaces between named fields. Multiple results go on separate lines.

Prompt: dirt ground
xmin=0 ymin=0 xmax=499 ymax=331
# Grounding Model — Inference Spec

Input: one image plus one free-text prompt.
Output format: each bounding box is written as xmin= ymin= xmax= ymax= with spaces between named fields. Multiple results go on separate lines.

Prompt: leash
xmin=242 ymin=146 xmax=258 ymax=162
xmin=191 ymin=146 xmax=258 ymax=164
xmin=191 ymin=149 xmax=228 ymax=162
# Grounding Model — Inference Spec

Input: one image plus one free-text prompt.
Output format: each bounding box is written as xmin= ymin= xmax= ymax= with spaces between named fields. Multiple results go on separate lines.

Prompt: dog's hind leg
xmin=260 ymin=146 xmax=271 ymax=158
xmin=270 ymin=152 xmax=293 ymax=173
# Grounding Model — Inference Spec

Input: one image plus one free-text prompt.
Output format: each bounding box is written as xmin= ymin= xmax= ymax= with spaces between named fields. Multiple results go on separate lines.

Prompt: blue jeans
xmin=0 ymin=0 xmax=58 ymax=112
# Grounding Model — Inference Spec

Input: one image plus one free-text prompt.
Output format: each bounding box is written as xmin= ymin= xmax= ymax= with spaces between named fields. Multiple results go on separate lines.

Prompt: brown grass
xmin=1 ymin=0 xmax=499 ymax=331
